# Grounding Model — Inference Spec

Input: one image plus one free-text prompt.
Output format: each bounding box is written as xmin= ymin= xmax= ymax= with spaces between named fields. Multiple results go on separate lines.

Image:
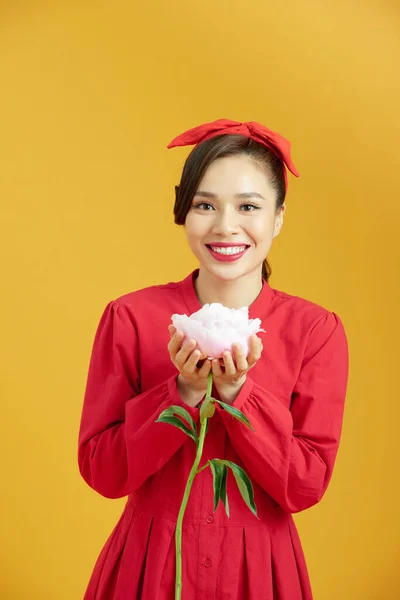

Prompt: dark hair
xmin=173 ymin=134 xmax=286 ymax=282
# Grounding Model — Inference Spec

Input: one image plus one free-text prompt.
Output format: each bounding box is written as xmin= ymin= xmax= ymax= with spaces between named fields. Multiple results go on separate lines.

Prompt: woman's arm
xmin=218 ymin=312 xmax=349 ymax=513
xmin=78 ymin=300 xmax=199 ymax=499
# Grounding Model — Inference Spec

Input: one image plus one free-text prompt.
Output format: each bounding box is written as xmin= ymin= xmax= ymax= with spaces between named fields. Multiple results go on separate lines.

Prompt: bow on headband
xmin=167 ymin=118 xmax=299 ymax=189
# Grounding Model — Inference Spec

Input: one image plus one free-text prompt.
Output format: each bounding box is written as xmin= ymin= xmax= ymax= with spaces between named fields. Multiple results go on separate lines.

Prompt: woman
xmin=78 ymin=119 xmax=349 ymax=599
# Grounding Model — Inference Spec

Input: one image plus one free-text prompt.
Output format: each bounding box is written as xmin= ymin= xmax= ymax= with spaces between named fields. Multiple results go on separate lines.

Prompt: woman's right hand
xmin=168 ymin=324 xmax=212 ymax=405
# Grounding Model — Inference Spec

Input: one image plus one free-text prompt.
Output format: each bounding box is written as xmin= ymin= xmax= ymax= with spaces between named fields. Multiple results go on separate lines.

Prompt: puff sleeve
xmin=78 ymin=300 xmax=199 ymax=499
xmin=218 ymin=311 xmax=349 ymax=514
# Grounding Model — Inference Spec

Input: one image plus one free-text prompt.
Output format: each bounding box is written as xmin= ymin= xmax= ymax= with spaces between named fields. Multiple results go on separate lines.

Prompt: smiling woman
xmin=185 ymin=154 xmax=281 ymax=296
xmin=78 ymin=119 xmax=348 ymax=600
xmin=173 ymin=129 xmax=291 ymax=284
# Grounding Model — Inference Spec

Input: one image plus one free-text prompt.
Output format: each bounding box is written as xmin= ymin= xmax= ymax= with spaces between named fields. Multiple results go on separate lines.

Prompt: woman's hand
xmin=168 ymin=325 xmax=212 ymax=406
xmin=211 ymin=335 xmax=263 ymax=403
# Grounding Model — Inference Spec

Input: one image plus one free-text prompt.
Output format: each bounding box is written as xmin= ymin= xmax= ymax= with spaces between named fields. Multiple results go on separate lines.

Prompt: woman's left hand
xmin=211 ymin=335 xmax=263 ymax=395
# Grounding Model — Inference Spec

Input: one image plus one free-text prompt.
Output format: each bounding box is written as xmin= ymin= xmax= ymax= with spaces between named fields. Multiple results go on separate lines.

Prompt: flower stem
xmin=196 ymin=460 xmax=211 ymax=474
xmin=175 ymin=372 xmax=213 ymax=600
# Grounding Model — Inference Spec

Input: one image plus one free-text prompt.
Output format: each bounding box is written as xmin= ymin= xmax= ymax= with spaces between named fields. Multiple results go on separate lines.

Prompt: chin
xmin=203 ymin=263 xmax=253 ymax=281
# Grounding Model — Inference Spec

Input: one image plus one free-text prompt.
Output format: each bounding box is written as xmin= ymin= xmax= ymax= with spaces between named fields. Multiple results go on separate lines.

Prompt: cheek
xmin=184 ymin=217 xmax=204 ymax=255
xmin=185 ymin=214 xmax=207 ymax=240
xmin=249 ymin=218 xmax=274 ymax=243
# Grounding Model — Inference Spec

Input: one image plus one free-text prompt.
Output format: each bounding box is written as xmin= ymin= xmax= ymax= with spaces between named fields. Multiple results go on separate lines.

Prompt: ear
xmin=273 ymin=203 xmax=286 ymax=239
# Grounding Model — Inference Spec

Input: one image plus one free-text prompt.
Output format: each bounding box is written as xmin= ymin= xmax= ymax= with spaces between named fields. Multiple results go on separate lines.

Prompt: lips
xmin=205 ymin=244 xmax=250 ymax=262
xmin=206 ymin=243 xmax=251 ymax=248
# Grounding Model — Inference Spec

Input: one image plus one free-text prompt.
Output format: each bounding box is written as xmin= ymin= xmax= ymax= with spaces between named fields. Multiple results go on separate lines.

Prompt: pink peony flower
xmin=171 ymin=303 xmax=265 ymax=359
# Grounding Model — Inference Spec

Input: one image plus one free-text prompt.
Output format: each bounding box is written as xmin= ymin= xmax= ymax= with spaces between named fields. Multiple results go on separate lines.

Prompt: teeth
xmin=210 ymin=245 xmax=247 ymax=255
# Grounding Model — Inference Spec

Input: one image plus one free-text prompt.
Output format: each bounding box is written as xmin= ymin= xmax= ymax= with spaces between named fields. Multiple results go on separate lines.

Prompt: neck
xmin=194 ymin=267 xmax=264 ymax=309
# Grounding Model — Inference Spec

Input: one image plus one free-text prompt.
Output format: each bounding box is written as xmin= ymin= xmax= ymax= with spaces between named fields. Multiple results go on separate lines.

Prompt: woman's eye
xmin=193 ymin=202 xmax=213 ymax=210
xmin=192 ymin=202 xmax=260 ymax=212
xmin=241 ymin=204 xmax=259 ymax=212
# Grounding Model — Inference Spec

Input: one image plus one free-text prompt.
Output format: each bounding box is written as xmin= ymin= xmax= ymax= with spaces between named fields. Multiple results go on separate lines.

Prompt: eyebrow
xmin=194 ymin=191 xmax=266 ymax=200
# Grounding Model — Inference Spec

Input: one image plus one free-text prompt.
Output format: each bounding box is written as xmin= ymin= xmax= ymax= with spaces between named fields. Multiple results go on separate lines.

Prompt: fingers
xmin=183 ymin=348 xmax=202 ymax=374
xmin=212 ymin=337 xmax=263 ymax=379
xmin=212 ymin=349 xmax=238 ymax=377
xmin=168 ymin=324 xmax=177 ymax=339
xmin=222 ymin=351 xmax=237 ymax=375
xmin=211 ymin=358 xmax=223 ymax=377
xmin=168 ymin=331 xmax=263 ymax=388
xmin=198 ymin=358 xmax=212 ymax=377
xmin=175 ymin=340 xmax=201 ymax=373
xmin=168 ymin=330 xmax=207 ymax=373
xmin=175 ymin=338 xmax=212 ymax=377
xmin=231 ymin=344 xmax=248 ymax=372
xmin=247 ymin=335 xmax=263 ymax=367
xmin=168 ymin=329 xmax=184 ymax=357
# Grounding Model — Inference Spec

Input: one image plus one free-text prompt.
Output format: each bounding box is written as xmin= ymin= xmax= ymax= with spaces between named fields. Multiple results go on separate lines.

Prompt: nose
xmin=210 ymin=206 xmax=240 ymax=236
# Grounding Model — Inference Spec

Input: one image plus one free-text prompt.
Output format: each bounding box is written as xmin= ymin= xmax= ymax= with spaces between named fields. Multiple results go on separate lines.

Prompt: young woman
xmin=78 ymin=119 xmax=349 ymax=599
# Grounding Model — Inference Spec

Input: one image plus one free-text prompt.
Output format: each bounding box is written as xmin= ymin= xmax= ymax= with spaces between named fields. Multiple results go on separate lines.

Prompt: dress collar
xmin=180 ymin=268 xmax=274 ymax=321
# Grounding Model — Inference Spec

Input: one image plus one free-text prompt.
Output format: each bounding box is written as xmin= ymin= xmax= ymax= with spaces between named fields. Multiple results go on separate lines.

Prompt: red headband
xmin=167 ymin=118 xmax=299 ymax=189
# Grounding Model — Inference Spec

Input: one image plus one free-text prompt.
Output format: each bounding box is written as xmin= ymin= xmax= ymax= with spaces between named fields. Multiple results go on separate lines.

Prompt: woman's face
xmin=184 ymin=155 xmax=285 ymax=282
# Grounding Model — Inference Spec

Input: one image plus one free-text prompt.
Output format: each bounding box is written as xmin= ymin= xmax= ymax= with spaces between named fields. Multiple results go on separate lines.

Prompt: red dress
xmin=78 ymin=269 xmax=349 ymax=599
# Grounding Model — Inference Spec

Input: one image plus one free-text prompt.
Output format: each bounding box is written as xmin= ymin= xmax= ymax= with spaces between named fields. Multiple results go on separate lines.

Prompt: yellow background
xmin=1 ymin=1 xmax=399 ymax=598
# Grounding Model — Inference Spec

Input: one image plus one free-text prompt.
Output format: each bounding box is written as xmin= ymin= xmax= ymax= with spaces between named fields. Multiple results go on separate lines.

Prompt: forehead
xmin=197 ymin=155 xmax=273 ymax=196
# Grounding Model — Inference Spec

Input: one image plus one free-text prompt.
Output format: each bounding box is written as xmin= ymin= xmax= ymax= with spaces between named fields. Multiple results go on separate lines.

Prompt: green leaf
xmin=201 ymin=401 xmax=215 ymax=420
xmin=219 ymin=460 xmax=258 ymax=518
xmin=200 ymin=397 xmax=216 ymax=422
xmin=168 ymin=405 xmax=196 ymax=432
xmin=159 ymin=407 xmax=174 ymax=419
xmin=209 ymin=460 xmax=224 ymax=512
xmin=219 ymin=464 xmax=230 ymax=518
xmin=214 ymin=400 xmax=254 ymax=431
xmin=155 ymin=415 xmax=197 ymax=444
xmin=199 ymin=397 xmax=209 ymax=422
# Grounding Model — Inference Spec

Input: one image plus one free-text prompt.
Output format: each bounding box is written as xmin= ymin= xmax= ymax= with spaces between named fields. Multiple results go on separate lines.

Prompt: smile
xmin=205 ymin=245 xmax=250 ymax=262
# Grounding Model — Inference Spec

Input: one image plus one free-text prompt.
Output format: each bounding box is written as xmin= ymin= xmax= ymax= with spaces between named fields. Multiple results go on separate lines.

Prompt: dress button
xmin=206 ymin=515 xmax=214 ymax=524
xmin=204 ymin=558 xmax=212 ymax=568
